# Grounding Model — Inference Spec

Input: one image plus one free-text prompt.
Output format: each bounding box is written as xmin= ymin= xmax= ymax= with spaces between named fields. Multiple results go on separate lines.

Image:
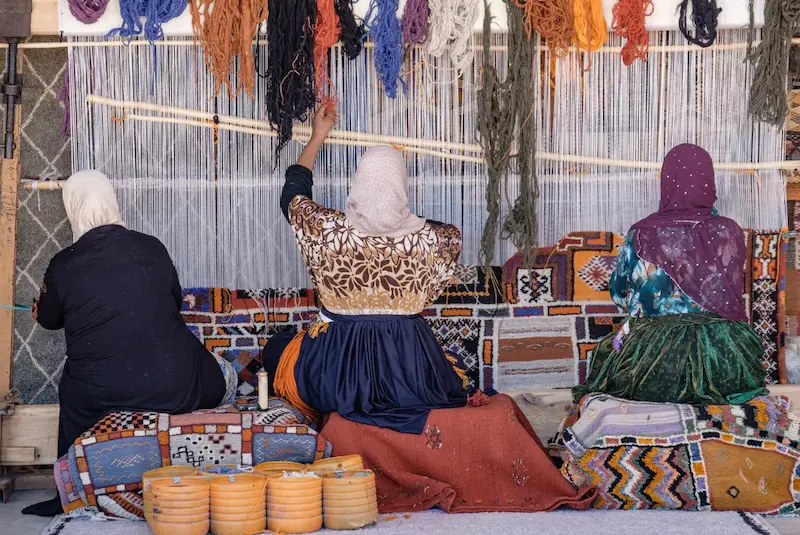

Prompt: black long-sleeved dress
xmin=37 ymin=225 xmax=225 ymax=457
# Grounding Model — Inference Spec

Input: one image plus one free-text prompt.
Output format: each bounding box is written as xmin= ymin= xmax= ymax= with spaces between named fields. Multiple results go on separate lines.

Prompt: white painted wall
xmin=59 ymin=0 xmax=765 ymax=37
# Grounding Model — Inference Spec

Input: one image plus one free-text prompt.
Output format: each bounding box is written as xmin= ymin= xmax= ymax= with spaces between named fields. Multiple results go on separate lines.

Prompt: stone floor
xmin=2 ymin=490 xmax=800 ymax=535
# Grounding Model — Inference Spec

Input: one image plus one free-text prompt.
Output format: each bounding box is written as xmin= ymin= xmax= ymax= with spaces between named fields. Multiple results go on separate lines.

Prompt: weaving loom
xmin=0 ymin=0 xmax=797 ymax=499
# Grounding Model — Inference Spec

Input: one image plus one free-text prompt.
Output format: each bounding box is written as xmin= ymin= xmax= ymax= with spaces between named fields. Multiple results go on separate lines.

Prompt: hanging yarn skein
xmin=108 ymin=0 xmax=187 ymax=41
xmin=611 ymin=0 xmax=654 ymax=66
xmin=501 ymin=2 xmax=538 ymax=270
xmin=573 ymin=0 xmax=607 ymax=55
xmin=365 ymin=0 xmax=405 ymax=99
xmin=67 ymin=0 xmax=110 ymax=24
xmin=334 ymin=0 xmax=366 ymax=60
xmin=748 ymin=0 xmax=800 ymax=125
xmin=513 ymin=0 xmax=574 ymax=56
xmin=678 ymin=0 xmax=721 ymax=47
xmin=425 ymin=0 xmax=481 ymax=71
xmin=402 ymin=0 xmax=430 ymax=46
xmin=477 ymin=0 xmax=537 ymax=270
xmin=189 ymin=0 xmax=268 ymax=97
xmin=266 ymin=0 xmax=317 ymax=158
xmin=315 ymin=0 xmax=343 ymax=101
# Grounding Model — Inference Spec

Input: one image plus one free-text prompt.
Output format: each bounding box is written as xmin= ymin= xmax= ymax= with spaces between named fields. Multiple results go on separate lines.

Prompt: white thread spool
xmin=257 ymin=371 xmax=269 ymax=410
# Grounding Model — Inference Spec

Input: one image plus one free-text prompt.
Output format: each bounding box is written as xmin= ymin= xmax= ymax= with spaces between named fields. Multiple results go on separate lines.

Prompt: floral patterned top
xmin=610 ymin=231 xmax=704 ymax=318
xmin=288 ymin=196 xmax=462 ymax=315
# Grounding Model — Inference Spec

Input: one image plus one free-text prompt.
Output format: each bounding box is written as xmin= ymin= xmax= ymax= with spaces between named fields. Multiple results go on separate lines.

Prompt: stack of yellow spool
xmin=267 ymin=473 xmax=323 ymax=534
xmin=210 ymin=474 xmax=267 ymax=535
xmin=322 ymin=471 xmax=378 ymax=530
xmin=309 ymin=455 xmax=363 ymax=474
xmin=148 ymin=477 xmax=210 ymax=535
xmin=142 ymin=466 xmax=199 ymax=524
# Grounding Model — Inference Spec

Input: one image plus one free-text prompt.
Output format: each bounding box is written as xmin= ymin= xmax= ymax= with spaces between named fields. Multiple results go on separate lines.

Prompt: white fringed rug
xmin=43 ymin=509 xmax=779 ymax=535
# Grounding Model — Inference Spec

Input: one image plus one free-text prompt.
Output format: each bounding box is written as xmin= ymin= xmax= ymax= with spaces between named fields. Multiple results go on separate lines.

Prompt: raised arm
xmin=280 ymin=104 xmax=337 ymax=221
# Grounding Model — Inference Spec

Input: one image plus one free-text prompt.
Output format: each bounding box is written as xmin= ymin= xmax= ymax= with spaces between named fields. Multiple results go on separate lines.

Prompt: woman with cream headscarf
xmin=271 ymin=105 xmax=470 ymax=432
xmin=23 ymin=171 xmax=237 ymax=517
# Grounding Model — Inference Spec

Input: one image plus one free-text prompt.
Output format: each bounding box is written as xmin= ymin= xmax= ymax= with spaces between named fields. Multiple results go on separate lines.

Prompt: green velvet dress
xmin=572 ymin=231 xmax=768 ymax=405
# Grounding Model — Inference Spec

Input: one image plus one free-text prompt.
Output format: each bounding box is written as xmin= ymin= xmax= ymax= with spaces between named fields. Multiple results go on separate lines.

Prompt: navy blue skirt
xmin=294 ymin=310 xmax=468 ymax=434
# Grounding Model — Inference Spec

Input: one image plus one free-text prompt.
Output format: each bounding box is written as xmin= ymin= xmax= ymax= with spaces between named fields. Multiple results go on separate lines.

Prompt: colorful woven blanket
xmin=54 ymin=398 xmax=330 ymax=519
xmin=556 ymin=394 xmax=800 ymax=514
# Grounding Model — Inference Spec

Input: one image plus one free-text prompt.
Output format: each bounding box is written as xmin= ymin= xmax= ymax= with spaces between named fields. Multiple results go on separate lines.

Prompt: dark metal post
xmin=2 ymin=38 xmax=21 ymax=160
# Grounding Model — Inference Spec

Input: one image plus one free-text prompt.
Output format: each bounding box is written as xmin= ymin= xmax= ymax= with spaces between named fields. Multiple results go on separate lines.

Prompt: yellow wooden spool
xmin=210 ymin=516 xmax=268 ymax=535
xmin=322 ymin=470 xmax=376 ymax=489
xmin=142 ymin=466 xmax=199 ymax=523
xmin=268 ymin=474 xmax=323 ymax=492
xmin=267 ymin=492 xmax=323 ymax=504
xmin=268 ymin=515 xmax=323 ymax=534
xmin=253 ymin=461 xmax=306 ymax=474
xmin=323 ymin=509 xmax=379 ymax=531
xmin=310 ymin=455 xmax=363 ymax=473
xmin=149 ymin=519 xmax=209 ymax=535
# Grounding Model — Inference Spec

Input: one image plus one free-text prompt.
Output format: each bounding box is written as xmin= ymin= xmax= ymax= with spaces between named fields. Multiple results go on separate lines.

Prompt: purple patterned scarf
xmin=630 ymin=144 xmax=748 ymax=322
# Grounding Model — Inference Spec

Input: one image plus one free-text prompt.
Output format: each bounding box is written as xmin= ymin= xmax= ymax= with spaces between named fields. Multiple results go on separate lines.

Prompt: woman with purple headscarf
xmin=573 ymin=144 xmax=767 ymax=405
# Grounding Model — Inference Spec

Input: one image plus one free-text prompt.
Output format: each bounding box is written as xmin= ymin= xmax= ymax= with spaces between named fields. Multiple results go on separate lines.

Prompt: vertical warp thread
xmin=189 ymin=0 xmax=268 ymax=97
xmin=58 ymin=63 xmax=70 ymax=137
xmin=678 ymin=0 xmax=722 ymax=48
xmin=365 ymin=0 xmax=405 ymax=99
xmin=266 ymin=0 xmax=317 ymax=158
xmin=402 ymin=0 xmax=430 ymax=46
xmin=334 ymin=0 xmax=366 ymax=60
xmin=513 ymin=0 xmax=574 ymax=56
xmin=315 ymin=0 xmax=342 ymax=101
xmin=748 ymin=0 xmax=800 ymax=125
xmin=611 ymin=0 xmax=654 ymax=66
xmin=67 ymin=0 xmax=110 ymax=24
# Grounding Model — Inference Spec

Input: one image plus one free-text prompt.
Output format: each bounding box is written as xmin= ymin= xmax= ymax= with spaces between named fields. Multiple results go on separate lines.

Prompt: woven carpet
xmin=42 ymin=509 xmax=777 ymax=535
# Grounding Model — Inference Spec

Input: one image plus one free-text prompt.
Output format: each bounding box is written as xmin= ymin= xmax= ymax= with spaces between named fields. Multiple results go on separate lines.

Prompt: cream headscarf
xmin=62 ymin=170 xmax=126 ymax=242
xmin=344 ymin=146 xmax=425 ymax=239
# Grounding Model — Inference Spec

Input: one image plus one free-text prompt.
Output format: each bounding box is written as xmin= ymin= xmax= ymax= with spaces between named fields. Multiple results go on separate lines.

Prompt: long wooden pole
xmin=0 ymin=42 xmax=22 ymax=397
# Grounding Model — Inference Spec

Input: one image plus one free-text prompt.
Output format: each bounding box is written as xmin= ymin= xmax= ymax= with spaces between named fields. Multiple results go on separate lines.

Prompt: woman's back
xmin=288 ymin=196 xmax=461 ymax=315
xmin=41 ymin=225 xmax=223 ymax=413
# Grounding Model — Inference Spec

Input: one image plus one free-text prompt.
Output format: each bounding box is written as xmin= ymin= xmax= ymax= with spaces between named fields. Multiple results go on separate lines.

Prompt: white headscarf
xmin=62 ymin=170 xmax=126 ymax=242
xmin=344 ymin=146 xmax=425 ymax=239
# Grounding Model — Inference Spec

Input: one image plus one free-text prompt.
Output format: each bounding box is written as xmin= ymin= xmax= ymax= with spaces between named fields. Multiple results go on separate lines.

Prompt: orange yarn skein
xmin=611 ymin=0 xmax=654 ymax=66
xmin=314 ymin=0 xmax=342 ymax=103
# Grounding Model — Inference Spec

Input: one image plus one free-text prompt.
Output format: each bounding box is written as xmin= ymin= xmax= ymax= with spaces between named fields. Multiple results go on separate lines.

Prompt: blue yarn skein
xmin=106 ymin=0 xmax=187 ymax=41
xmin=365 ymin=0 xmax=406 ymax=99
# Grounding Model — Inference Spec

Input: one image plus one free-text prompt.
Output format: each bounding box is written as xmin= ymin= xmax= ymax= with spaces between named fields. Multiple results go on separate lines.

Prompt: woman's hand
xmin=31 ymin=299 xmax=38 ymax=322
xmin=310 ymin=103 xmax=337 ymax=143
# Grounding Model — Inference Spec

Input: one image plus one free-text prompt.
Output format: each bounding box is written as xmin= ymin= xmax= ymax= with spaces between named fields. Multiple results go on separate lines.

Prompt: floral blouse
xmin=610 ymin=231 xmax=704 ymax=318
xmin=288 ymin=196 xmax=462 ymax=315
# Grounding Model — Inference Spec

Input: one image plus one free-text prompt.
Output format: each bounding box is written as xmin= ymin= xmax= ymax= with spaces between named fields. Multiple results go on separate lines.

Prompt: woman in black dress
xmin=24 ymin=170 xmax=237 ymax=516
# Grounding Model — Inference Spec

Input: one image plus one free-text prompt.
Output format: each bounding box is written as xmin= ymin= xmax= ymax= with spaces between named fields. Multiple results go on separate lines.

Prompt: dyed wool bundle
xmin=611 ymin=0 xmax=654 ymax=65
xmin=67 ymin=0 xmax=110 ymax=24
xmin=189 ymin=0 xmax=268 ymax=97
xmin=402 ymin=0 xmax=430 ymax=46
xmin=365 ymin=0 xmax=405 ymax=98
xmin=477 ymin=0 xmax=537 ymax=269
xmin=108 ymin=0 xmax=187 ymax=41
xmin=513 ymin=0 xmax=573 ymax=55
xmin=266 ymin=0 xmax=317 ymax=156
xmin=748 ymin=0 xmax=800 ymax=125
xmin=334 ymin=0 xmax=365 ymax=60
xmin=425 ymin=0 xmax=481 ymax=71
xmin=315 ymin=0 xmax=342 ymax=100
xmin=678 ymin=0 xmax=721 ymax=47
xmin=573 ymin=0 xmax=607 ymax=54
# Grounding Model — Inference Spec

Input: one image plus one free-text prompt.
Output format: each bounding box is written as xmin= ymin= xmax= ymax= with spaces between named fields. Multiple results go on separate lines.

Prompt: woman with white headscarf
xmin=269 ymin=105 xmax=469 ymax=433
xmin=23 ymin=171 xmax=237 ymax=517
